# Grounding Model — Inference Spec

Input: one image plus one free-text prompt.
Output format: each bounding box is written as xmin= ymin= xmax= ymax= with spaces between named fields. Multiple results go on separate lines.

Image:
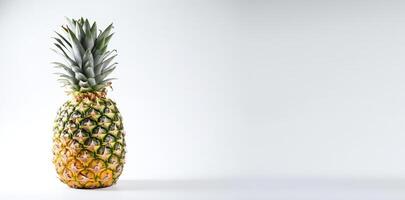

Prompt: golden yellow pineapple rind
xmin=53 ymin=97 xmax=125 ymax=189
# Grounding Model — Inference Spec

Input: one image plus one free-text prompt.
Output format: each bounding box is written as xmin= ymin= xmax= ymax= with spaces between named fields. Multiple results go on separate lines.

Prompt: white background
xmin=1 ymin=0 xmax=405 ymax=197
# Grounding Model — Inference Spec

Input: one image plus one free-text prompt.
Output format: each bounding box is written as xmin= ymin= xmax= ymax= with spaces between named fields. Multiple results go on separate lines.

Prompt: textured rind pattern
xmin=52 ymin=97 xmax=125 ymax=189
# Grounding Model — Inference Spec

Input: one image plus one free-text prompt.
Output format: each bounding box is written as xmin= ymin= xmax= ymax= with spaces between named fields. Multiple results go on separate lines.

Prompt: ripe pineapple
xmin=52 ymin=17 xmax=125 ymax=189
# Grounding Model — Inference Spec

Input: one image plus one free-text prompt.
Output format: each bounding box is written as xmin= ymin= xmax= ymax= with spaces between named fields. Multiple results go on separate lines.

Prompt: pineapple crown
xmin=52 ymin=17 xmax=117 ymax=93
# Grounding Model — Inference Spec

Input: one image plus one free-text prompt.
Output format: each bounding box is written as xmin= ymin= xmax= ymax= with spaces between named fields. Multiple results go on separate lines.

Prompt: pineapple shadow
xmin=102 ymin=179 xmax=252 ymax=191
xmin=102 ymin=178 xmax=405 ymax=191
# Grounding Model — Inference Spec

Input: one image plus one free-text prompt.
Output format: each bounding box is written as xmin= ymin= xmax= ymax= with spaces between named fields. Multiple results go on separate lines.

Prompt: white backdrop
xmin=1 ymin=0 xmax=405 ymax=188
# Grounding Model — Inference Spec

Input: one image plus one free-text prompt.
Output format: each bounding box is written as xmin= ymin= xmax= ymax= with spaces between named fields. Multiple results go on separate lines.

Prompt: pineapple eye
xmin=65 ymin=121 xmax=78 ymax=134
xmin=109 ymin=155 xmax=118 ymax=163
xmin=98 ymin=116 xmax=112 ymax=129
xmin=81 ymin=119 xmax=93 ymax=126
xmin=99 ymin=116 xmax=107 ymax=122
xmin=61 ymin=130 xmax=70 ymax=137
xmin=67 ymin=140 xmax=82 ymax=154
xmin=97 ymin=146 xmax=112 ymax=160
xmin=87 ymin=108 xmax=100 ymax=116
xmin=62 ymin=111 xmax=68 ymax=118
xmin=71 ymin=111 xmax=82 ymax=119
xmin=97 ymin=146 xmax=111 ymax=155
xmin=67 ymin=106 xmax=74 ymax=113
xmin=116 ymin=165 xmax=123 ymax=174
xmin=86 ymin=108 xmax=94 ymax=114
xmin=114 ymin=143 xmax=122 ymax=150
xmin=93 ymin=126 xmax=106 ymax=134
xmin=84 ymin=138 xmax=100 ymax=146
xmin=63 ymin=169 xmax=73 ymax=180
xmin=108 ymin=155 xmax=120 ymax=170
xmin=109 ymin=124 xmax=117 ymax=131
xmin=73 ymin=129 xmax=89 ymax=143
xmin=104 ymin=108 xmax=111 ymax=113
xmin=74 ymin=129 xmax=88 ymax=136
xmin=113 ymin=143 xmax=123 ymax=156
xmin=104 ymin=134 xmax=115 ymax=143
xmin=57 ymin=120 xmax=64 ymax=127
xmin=84 ymin=138 xmax=101 ymax=152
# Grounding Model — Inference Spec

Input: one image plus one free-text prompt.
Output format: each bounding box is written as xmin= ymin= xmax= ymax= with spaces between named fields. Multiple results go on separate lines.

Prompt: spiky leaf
xmin=52 ymin=18 xmax=118 ymax=93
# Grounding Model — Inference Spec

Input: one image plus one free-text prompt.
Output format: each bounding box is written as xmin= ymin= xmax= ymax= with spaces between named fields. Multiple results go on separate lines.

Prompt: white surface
xmin=2 ymin=178 xmax=405 ymax=200
xmin=1 ymin=0 xmax=405 ymax=189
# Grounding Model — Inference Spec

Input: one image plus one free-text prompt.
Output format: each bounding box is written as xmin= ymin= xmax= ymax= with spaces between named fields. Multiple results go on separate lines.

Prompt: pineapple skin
xmin=52 ymin=96 xmax=126 ymax=189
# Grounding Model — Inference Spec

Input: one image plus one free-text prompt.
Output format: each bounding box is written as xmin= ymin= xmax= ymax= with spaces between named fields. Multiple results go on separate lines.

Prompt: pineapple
xmin=52 ymin=17 xmax=125 ymax=189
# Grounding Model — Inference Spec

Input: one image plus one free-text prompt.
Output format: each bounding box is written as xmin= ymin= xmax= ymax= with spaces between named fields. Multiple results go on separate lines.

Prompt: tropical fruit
xmin=51 ymin=17 xmax=125 ymax=189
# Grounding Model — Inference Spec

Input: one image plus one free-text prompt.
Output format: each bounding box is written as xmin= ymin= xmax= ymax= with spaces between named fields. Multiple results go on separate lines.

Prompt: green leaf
xmin=67 ymin=27 xmax=85 ymax=67
xmin=98 ymin=37 xmax=106 ymax=49
xmin=87 ymin=77 xmax=96 ymax=86
xmin=84 ymin=34 xmax=95 ymax=52
xmin=95 ymin=54 xmax=117 ymax=75
xmin=75 ymin=21 xmax=85 ymax=43
xmin=82 ymin=50 xmax=95 ymax=78
xmin=79 ymin=80 xmax=90 ymax=88
xmin=96 ymin=66 xmax=115 ymax=82
xmin=102 ymin=50 xmax=117 ymax=61
xmin=99 ymin=78 xmax=116 ymax=85
xmin=102 ymin=62 xmax=118 ymax=74
xmin=74 ymin=72 xmax=87 ymax=81
xmin=83 ymin=49 xmax=94 ymax=66
xmin=78 ymin=17 xmax=85 ymax=26
xmin=53 ymin=43 xmax=69 ymax=55
xmin=93 ymin=54 xmax=103 ymax=66
xmin=51 ymin=48 xmax=75 ymax=66
xmin=52 ymin=62 xmax=75 ymax=77
xmin=94 ymin=23 xmax=113 ymax=53
xmin=51 ymin=61 xmax=68 ymax=66
xmin=71 ymin=85 xmax=80 ymax=91
xmin=70 ymin=65 xmax=81 ymax=73
xmin=97 ymin=23 xmax=113 ymax=41
xmin=55 ymin=73 xmax=78 ymax=84
xmin=104 ymin=33 xmax=114 ymax=45
xmin=90 ymin=22 xmax=97 ymax=42
xmin=54 ymin=31 xmax=72 ymax=47
xmin=93 ymin=78 xmax=116 ymax=90
xmin=85 ymin=67 xmax=95 ymax=78
xmin=65 ymin=17 xmax=76 ymax=32
xmin=80 ymin=87 xmax=93 ymax=92
xmin=99 ymin=44 xmax=108 ymax=54
xmin=84 ymin=19 xmax=91 ymax=34
xmin=57 ymin=78 xmax=76 ymax=87
xmin=83 ymin=19 xmax=95 ymax=50
xmin=61 ymin=26 xmax=69 ymax=34
xmin=94 ymin=50 xmax=116 ymax=66
xmin=53 ymin=38 xmax=71 ymax=53
xmin=93 ymin=84 xmax=106 ymax=91
xmin=57 ymin=78 xmax=70 ymax=85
